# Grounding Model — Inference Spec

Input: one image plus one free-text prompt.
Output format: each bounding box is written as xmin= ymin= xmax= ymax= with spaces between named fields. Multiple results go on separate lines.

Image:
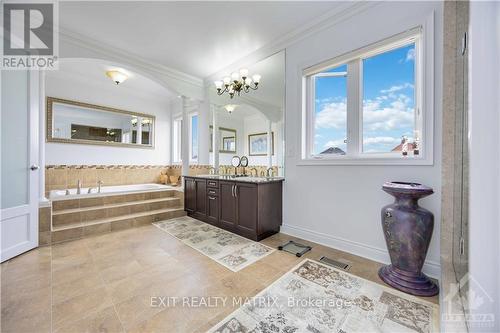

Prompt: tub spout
xmin=97 ymin=180 xmax=104 ymax=193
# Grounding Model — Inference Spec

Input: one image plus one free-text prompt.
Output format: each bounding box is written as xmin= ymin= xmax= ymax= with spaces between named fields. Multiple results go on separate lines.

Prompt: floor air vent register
xmin=318 ymin=256 xmax=351 ymax=271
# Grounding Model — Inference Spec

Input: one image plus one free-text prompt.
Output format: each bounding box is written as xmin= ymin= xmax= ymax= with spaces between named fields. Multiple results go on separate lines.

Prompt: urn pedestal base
xmin=379 ymin=264 xmax=439 ymax=297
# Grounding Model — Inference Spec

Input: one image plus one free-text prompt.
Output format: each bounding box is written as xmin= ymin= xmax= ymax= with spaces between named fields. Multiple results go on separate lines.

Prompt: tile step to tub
xmin=51 ymin=189 xmax=178 ymax=211
xmin=52 ymin=207 xmax=185 ymax=232
xmin=52 ymin=197 xmax=180 ymax=215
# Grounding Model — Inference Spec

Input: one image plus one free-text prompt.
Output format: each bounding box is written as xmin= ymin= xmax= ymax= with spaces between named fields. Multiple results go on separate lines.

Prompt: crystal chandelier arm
xmin=217 ymin=85 xmax=230 ymax=96
xmin=248 ymin=83 xmax=259 ymax=91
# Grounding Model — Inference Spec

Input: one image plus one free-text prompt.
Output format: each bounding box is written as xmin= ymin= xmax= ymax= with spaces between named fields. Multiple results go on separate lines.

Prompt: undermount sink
xmin=195 ymin=174 xmax=283 ymax=183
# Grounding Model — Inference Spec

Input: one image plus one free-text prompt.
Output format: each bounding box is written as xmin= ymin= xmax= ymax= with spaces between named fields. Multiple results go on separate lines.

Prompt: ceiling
xmin=59 ymin=1 xmax=342 ymax=78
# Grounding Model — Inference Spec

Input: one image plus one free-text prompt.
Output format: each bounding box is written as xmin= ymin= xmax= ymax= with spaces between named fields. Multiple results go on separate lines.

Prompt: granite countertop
xmin=187 ymin=174 xmax=284 ymax=184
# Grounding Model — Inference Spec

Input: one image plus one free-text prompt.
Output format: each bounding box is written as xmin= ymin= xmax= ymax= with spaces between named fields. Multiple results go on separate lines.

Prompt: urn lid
xmin=382 ymin=181 xmax=433 ymax=198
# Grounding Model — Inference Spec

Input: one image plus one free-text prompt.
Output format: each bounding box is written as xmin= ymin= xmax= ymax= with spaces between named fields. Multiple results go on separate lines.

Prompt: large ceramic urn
xmin=378 ymin=181 xmax=439 ymax=296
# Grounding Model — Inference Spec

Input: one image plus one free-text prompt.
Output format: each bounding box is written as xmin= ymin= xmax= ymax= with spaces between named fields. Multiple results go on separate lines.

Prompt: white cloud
xmin=313 ymin=83 xmax=415 ymax=150
xmin=406 ymin=48 xmax=415 ymax=62
xmin=363 ymin=90 xmax=414 ymax=132
xmin=363 ymin=136 xmax=400 ymax=145
xmin=380 ymin=83 xmax=414 ymax=94
xmin=314 ymin=100 xmax=347 ymax=129
xmin=323 ymin=139 xmax=345 ymax=148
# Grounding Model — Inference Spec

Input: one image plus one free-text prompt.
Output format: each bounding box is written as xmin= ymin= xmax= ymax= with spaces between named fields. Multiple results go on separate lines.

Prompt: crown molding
xmin=58 ymin=27 xmax=204 ymax=90
xmin=204 ymin=1 xmax=381 ymax=82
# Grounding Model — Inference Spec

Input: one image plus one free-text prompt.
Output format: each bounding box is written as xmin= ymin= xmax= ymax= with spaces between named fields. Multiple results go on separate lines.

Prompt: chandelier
xmin=214 ymin=69 xmax=261 ymax=99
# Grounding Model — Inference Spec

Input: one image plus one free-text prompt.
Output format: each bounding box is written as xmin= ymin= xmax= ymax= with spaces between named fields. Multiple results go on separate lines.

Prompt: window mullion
xmin=308 ymin=77 xmax=315 ymax=158
xmin=346 ymin=59 xmax=360 ymax=157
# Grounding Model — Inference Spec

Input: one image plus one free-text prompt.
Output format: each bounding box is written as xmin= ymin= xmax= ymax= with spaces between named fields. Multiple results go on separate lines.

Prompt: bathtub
xmin=49 ymin=183 xmax=178 ymax=200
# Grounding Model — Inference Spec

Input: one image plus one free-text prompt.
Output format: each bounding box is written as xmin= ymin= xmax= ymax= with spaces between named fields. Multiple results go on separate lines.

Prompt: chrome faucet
xmin=87 ymin=187 xmax=94 ymax=194
xmin=266 ymin=168 xmax=275 ymax=178
xmin=208 ymin=167 xmax=216 ymax=175
xmin=76 ymin=180 xmax=82 ymax=194
xmin=97 ymin=180 xmax=104 ymax=193
xmin=249 ymin=168 xmax=258 ymax=177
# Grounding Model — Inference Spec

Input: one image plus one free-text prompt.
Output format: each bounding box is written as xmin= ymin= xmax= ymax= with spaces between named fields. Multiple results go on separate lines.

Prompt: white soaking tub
xmin=49 ymin=183 xmax=179 ymax=200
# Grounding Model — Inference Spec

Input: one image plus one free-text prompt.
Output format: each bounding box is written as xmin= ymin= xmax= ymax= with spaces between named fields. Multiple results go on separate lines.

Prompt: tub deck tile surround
xmin=46 ymin=188 xmax=185 ymax=244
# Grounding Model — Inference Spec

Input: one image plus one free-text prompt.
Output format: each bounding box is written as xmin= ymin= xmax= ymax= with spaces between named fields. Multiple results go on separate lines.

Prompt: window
xmin=303 ymin=28 xmax=428 ymax=164
xmin=312 ymin=64 xmax=347 ymax=155
xmin=190 ymin=114 xmax=198 ymax=161
xmin=362 ymin=44 xmax=417 ymax=154
xmin=173 ymin=118 xmax=182 ymax=163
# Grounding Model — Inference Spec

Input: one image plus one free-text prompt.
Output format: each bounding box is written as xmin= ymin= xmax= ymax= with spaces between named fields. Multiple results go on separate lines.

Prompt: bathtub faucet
xmin=97 ymin=180 xmax=104 ymax=193
xmin=77 ymin=180 xmax=82 ymax=194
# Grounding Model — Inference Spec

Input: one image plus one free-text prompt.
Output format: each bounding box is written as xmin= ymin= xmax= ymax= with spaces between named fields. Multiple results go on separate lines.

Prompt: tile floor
xmin=1 ymin=224 xmax=438 ymax=333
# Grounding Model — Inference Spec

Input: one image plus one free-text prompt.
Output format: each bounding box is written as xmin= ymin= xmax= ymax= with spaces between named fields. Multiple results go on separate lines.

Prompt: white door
xmin=1 ymin=70 xmax=40 ymax=262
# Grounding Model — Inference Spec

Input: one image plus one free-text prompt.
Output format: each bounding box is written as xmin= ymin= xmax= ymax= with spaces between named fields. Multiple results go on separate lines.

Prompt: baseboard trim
xmin=280 ymin=224 xmax=441 ymax=279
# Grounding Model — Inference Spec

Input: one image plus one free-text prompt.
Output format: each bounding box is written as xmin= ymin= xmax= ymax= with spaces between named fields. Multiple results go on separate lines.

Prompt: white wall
xmin=468 ymin=2 xmax=500 ymax=331
xmin=45 ymin=72 xmax=172 ymax=165
xmin=282 ymin=1 xmax=443 ymax=277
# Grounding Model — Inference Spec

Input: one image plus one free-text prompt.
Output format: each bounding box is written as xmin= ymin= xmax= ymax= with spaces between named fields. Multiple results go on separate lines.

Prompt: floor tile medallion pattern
xmin=209 ymin=259 xmax=439 ymax=333
xmin=153 ymin=216 xmax=274 ymax=272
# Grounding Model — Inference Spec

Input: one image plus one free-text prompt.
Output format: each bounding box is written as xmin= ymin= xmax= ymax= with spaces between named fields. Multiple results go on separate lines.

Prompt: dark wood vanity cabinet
xmin=193 ymin=179 xmax=207 ymax=220
xmin=219 ymin=181 xmax=237 ymax=230
xmin=184 ymin=176 xmax=283 ymax=241
xmin=185 ymin=178 xmax=196 ymax=213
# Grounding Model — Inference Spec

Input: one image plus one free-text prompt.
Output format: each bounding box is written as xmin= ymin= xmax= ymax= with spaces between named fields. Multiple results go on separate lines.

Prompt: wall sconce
xmin=106 ymin=70 xmax=128 ymax=85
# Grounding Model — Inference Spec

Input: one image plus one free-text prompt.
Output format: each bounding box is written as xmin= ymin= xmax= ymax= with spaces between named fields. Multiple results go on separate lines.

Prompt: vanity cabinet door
xmin=235 ymin=183 xmax=258 ymax=238
xmin=184 ymin=178 xmax=196 ymax=213
xmin=219 ymin=181 xmax=236 ymax=230
xmin=193 ymin=179 xmax=207 ymax=219
xmin=206 ymin=195 xmax=219 ymax=226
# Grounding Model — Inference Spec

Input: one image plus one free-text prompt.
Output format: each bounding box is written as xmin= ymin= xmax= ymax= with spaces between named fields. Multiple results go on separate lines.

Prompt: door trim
xmin=1 ymin=70 xmax=40 ymax=262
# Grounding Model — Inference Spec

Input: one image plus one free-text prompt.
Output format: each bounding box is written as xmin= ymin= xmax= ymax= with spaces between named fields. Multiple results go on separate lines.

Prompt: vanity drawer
xmin=207 ymin=188 xmax=219 ymax=196
xmin=207 ymin=180 xmax=219 ymax=188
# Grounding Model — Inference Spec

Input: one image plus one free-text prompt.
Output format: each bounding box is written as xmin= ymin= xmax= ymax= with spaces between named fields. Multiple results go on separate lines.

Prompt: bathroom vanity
xmin=184 ymin=175 xmax=284 ymax=241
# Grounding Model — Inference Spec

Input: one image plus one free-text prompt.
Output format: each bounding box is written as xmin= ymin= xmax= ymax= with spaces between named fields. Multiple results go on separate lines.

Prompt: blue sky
xmin=314 ymin=44 xmax=415 ymax=154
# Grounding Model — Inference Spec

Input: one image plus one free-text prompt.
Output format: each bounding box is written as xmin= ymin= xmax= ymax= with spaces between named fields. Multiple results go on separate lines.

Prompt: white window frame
xmin=189 ymin=112 xmax=199 ymax=163
xmin=301 ymin=25 xmax=433 ymax=166
xmin=172 ymin=117 xmax=182 ymax=163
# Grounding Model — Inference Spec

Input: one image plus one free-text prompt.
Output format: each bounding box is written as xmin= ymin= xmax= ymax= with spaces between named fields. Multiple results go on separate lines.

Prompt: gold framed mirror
xmin=46 ymin=97 xmax=155 ymax=148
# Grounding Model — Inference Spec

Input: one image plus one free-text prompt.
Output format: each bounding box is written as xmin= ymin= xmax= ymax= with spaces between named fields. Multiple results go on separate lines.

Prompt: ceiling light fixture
xmin=224 ymin=104 xmax=237 ymax=114
xmin=214 ymin=69 xmax=260 ymax=99
xmin=106 ymin=70 xmax=128 ymax=85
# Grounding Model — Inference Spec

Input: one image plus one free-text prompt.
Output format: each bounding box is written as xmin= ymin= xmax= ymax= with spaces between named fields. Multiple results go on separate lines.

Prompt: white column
xmin=198 ymin=98 xmax=210 ymax=165
xmin=136 ymin=116 xmax=142 ymax=145
xmin=38 ymin=71 xmax=46 ymax=201
xmin=181 ymin=96 xmax=190 ymax=176
xmin=276 ymin=119 xmax=283 ymax=176
xmin=267 ymin=119 xmax=273 ymax=169
xmin=212 ymin=104 xmax=220 ymax=172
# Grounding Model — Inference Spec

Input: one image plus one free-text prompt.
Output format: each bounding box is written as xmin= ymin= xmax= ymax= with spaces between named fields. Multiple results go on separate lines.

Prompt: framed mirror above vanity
xmin=46 ymin=97 xmax=155 ymax=148
xmin=207 ymin=50 xmax=285 ymax=175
